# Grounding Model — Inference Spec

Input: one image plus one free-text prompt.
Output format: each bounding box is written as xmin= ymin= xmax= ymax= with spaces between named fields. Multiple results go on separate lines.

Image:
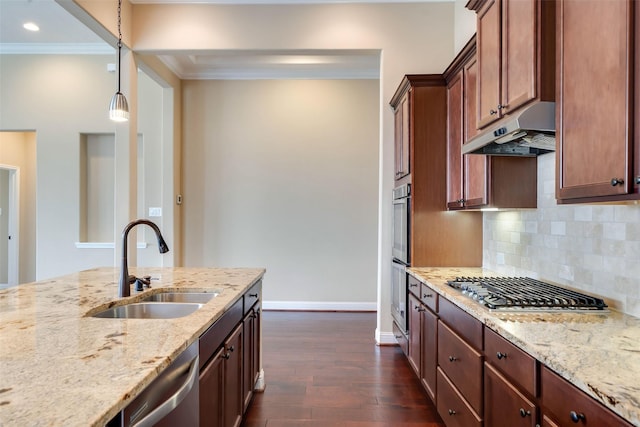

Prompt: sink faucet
xmin=119 ymin=219 xmax=170 ymax=298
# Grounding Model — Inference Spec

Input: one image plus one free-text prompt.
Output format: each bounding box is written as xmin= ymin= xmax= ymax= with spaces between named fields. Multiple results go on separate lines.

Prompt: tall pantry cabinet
xmin=390 ymin=75 xmax=482 ymax=267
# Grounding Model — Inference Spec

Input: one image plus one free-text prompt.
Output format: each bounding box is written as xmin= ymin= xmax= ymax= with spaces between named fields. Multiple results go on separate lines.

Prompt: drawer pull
xmin=496 ymin=351 xmax=507 ymax=360
xmin=423 ymin=293 xmax=433 ymax=298
xmin=448 ymin=356 xmax=457 ymax=362
xmin=409 ymin=283 xmax=418 ymax=288
xmin=249 ymin=293 xmax=258 ymax=298
xmin=448 ymin=409 xmax=456 ymax=416
xmin=570 ymin=411 xmax=586 ymax=423
xmin=415 ymin=306 xmax=425 ymax=312
xmin=520 ymin=408 xmax=531 ymax=418
xmin=222 ymin=352 xmax=230 ymax=360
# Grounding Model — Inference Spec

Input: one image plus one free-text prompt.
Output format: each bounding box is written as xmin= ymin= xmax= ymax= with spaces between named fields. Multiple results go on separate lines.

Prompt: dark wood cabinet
xmin=540 ymin=365 xmax=634 ymax=427
xmin=391 ymin=75 xmax=483 ymax=266
xmin=420 ymin=305 xmax=438 ymax=402
xmin=484 ymin=362 xmax=537 ymax=427
xmin=437 ymin=368 xmax=483 ymax=427
xmin=445 ymin=38 xmax=537 ymax=210
xmin=556 ymin=0 xmax=639 ymax=203
xmin=471 ymin=0 xmax=555 ymax=129
xmin=407 ymin=292 xmax=422 ymax=375
xmin=394 ymin=91 xmax=410 ymax=181
xmin=199 ymin=283 xmax=262 ymax=427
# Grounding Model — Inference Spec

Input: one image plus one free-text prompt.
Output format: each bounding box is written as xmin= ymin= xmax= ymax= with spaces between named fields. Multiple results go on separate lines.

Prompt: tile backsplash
xmin=483 ymin=152 xmax=640 ymax=317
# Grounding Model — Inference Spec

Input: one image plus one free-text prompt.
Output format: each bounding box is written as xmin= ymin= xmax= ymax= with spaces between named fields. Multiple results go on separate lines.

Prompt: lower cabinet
xmin=403 ymin=275 xmax=634 ymax=427
xmin=198 ymin=282 xmax=263 ymax=427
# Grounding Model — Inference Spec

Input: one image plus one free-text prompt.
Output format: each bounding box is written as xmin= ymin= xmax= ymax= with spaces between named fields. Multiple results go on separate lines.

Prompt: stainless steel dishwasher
xmin=116 ymin=341 xmax=199 ymax=427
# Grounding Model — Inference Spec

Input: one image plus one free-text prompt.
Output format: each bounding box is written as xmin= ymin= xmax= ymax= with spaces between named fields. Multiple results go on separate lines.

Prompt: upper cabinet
xmin=444 ymin=38 xmax=537 ymax=210
xmin=469 ymin=0 xmax=555 ymax=130
xmin=556 ymin=0 xmax=639 ymax=203
xmin=394 ymin=91 xmax=411 ymax=181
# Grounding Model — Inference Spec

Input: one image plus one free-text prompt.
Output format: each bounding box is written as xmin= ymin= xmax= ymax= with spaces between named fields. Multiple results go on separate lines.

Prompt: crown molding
xmin=0 ymin=43 xmax=113 ymax=55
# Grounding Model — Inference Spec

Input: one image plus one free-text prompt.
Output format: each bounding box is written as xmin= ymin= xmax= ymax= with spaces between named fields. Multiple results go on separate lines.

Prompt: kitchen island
xmin=0 ymin=266 xmax=265 ymax=426
xmin=409 ymin=267 xmax=640 ymax=427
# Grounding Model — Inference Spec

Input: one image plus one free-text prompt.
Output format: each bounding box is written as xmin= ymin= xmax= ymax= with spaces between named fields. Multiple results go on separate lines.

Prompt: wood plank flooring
xmin=241 ymin=311 xmax=445 ymax=427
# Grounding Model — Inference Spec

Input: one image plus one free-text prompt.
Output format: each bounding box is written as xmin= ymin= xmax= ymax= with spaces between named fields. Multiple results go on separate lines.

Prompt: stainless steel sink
xmin=141 ymin=291 xmax=220 ymax=304
xmin=92 ymin=302 xmax=203 ymax=319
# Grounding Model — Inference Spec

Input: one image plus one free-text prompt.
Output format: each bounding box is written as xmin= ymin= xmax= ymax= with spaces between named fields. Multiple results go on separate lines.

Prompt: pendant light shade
xmin=109 ymin=91 xmax=129 ymax=122
xmin=109 ymin=0 xmax=128 ymax=122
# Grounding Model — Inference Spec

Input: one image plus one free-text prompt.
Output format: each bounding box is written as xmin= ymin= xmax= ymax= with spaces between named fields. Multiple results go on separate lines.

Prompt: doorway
xmin=0 ymin=165 xmax=19 ymax=287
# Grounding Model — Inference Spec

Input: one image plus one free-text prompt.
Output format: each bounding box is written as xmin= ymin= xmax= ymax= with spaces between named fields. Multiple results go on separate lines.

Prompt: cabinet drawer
xmin=438 ymin=320 xmax=483 ymax=415
xmin=438 ymin=297 xmax=483 ymax=350
xmin=484 ymin=327 xmax=537 ymax=396
xmin=437 ymin=367 xmax=482 ymax=427
xmin=408 ymin=275 xmax=421 ymax=298
xmin=420 ymin=283 xmax=438 ymax=312
xmin=484 ymin=362 xmax=537 ymax=427
xmin=244 ymin=280 xmax=262 ymax=315
xmin=392 ymin=321 xmax=408 ymax=356
xmin=540 ymin=365 xmax=633 ymax=427
xmin=200 ymin=298 xmax=243 ymax=369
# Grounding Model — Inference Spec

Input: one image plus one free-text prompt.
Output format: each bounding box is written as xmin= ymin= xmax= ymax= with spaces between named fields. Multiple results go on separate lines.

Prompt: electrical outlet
xmin=148 ymin=207 xmax=162 ymax=217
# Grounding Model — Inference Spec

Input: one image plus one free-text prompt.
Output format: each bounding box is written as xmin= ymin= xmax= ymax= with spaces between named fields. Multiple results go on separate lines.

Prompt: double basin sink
xmin=91 ymin=290 xmax=221 ymax=319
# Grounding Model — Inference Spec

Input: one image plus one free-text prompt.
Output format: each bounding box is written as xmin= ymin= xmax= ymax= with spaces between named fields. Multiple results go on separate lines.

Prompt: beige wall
xmin=0 ymin=132 xmax=37 ymax=284
xmin=455 ymin=0 xmax=477 ymax=52
xmin=183 ymin=79 xmax=379 ymax=306
xmin=0 ymin=54 xmax=175 ymax=281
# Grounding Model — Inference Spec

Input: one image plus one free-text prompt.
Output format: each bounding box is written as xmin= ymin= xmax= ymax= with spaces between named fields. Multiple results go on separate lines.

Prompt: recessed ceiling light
xmin=23 ymin=22 xmax=40 ymax=32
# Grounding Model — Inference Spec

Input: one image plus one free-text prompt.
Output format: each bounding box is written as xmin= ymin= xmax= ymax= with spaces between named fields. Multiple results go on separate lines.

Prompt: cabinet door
xmin=484 ymin=362 xmax=537 ymax=427
xmin=199 ymin=347 xmax=225 ymax=427
xmin=557 ymin=0 xmax=632 ymax=200
xmin=420 ymin=308 xmax=437 ymax=403
xmin=462 ymin=55 xmax=489 ymax=208
xmin=501 ymin=0 xmax=537 ymax=113
xmin=407 ymin=292 xmax=422 ymax=375
xmin=447 ymin=71 xmax=464 ymax=209
xmin=224 ymin=324 xmax=244 ymax=427
xmin=242 ymin=310 xmax=255 ymax=412
xmin=394 ymin=92 xmax=410 ymax=180
xmin=252 ymin=307 xmax=261 ymax=388
xmin=477 ymin=0 xmax=502 ymax=128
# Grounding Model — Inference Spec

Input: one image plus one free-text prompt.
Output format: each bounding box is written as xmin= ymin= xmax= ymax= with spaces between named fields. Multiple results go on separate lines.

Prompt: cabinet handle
xmin=610 ymin=178 xmax=624 ymax=186
xmin=228 ymin=345 xmax=235 ymax=353
xmin=520 ymin=408 xmax=531 ymax=418
xmin=409 ymin=283 xmax=418 ymax=288
xmin=448 ymin=409 xmax=456 ymax=416
xmin=490 ymin=109 xmax=498 ymax=115
xmin=222 ymin=353 xmax=230 ymax=360
xmin=497 ymin=104 xmax=507 ymax=111
xmin=570 ymin=411 xmax=586 ymax=423
xmin=249 ymin=293 xmax=258 ymax=298
xmin=496 ymin=351 xmax=507 ymax=360
xmin=417 ymin=307 xmax=425 ymax=312
xmin=423 ymin=293 xmax=433 ymax=299
xmin=448 ymin=356 xmax=457 ymax=362
xmin=635 ymin=176 xmax=640 ymax=185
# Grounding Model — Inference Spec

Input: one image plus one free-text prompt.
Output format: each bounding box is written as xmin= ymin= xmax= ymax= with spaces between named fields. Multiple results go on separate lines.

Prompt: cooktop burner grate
xmin=447 ymin=277 xmax=607 ymax=311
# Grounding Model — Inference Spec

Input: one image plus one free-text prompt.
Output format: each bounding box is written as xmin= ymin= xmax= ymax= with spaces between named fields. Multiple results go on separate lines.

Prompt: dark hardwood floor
xmin=241 ymin=311 xmax=445 ymax=427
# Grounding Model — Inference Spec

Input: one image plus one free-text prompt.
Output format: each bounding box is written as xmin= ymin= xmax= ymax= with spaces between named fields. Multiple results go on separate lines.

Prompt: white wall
xmin=182 ymin=79 xmax=379 ymax=307
xmin=454 ymin=0 xmax=477 ymax=52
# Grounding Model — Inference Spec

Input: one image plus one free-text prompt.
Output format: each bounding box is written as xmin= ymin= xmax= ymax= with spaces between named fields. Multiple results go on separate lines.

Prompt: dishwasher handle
xmin=132 ymin=354 xmax=199 ymax=427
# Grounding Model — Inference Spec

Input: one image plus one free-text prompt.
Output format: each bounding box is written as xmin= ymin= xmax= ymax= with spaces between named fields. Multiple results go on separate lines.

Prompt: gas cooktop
xmin=447 ymin=277 xmax=607 ymax=312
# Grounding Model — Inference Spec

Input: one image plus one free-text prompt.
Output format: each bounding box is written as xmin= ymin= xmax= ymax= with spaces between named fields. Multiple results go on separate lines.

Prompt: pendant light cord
xmin=116 ymin=0 xmax=123 ymax=93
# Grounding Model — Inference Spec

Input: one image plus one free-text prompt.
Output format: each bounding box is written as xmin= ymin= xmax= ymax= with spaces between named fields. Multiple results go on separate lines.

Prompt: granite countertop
xmin=0 ymin=266 xmax=265 ymax=426
xmin=408 ymin=266 xmax=640 ymax=426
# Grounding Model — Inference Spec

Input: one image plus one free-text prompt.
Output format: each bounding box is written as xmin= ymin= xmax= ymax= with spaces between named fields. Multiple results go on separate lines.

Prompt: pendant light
xmin=109 ymin=0 xmax=129 ymax=122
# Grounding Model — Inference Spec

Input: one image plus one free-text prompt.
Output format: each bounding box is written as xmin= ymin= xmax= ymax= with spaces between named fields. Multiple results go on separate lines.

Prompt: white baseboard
xmin=262 ymin=300 xmax=377 ymax=311
xmin=376 ymin=329 xmax=399 ymax=346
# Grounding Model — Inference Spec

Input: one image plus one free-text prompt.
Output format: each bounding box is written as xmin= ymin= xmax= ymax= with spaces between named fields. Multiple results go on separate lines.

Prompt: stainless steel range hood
xmin=462 ymin=101 xmax=556 ymax=156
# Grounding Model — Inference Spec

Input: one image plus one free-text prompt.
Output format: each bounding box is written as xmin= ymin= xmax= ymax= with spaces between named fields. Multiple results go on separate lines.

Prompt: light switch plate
xmin=148 ymin=207 xmax=162 ymax=217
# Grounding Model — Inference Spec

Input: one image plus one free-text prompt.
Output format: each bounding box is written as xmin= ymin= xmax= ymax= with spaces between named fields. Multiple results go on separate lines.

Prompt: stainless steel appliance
xmin=115 ymin=341 xmax=200 ymax=427
xmin=391 ymin=184 xmax=411 ymax=334
xmin=391 ymin=260 xmax=408 ymax=333
xmin=392 ymin=183 xmax=410 ymax=265
xmin=447 ymin=277 xmax=607 ymax=312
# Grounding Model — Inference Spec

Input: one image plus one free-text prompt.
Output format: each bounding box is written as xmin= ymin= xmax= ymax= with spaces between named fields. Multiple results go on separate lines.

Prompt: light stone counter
xmin=0 ymin=266 xmax=265 ymax=426
xmin=409 ymin=266 xmax=640 ymax=426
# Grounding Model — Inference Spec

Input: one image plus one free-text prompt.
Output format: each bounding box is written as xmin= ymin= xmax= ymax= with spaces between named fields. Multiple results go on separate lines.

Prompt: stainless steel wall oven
xmin=391 ymin=183 xmax=410 ymax=334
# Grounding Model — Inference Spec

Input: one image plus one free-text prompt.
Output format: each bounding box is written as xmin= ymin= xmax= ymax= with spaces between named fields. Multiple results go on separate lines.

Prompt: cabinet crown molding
xmin=465 ymin=0 xmax=486 ymax=13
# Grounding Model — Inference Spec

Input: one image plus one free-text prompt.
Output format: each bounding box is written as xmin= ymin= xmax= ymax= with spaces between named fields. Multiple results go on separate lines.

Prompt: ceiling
xmin=0 ymin=0 xmax=447 ymax=79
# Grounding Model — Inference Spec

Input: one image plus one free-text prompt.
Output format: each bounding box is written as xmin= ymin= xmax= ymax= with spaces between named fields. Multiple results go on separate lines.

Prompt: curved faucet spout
xmin=119 ymin=219 xmax=170 ymax=297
